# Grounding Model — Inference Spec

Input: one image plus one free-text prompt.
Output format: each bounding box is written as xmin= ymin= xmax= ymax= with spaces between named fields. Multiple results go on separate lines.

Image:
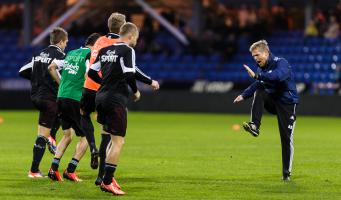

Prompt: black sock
xmin=103 ymin=163 xmax=117 ymax=185
xmin=50 ymin=118 xmax=61 ymax=140
xmin=30 ymin=135 xmax=48 ymax=172
xmin=67 ymin=158 xmax=79 ymax=173
xmin=51 ymin=157 xmax=61 ymax=171
xmin=80 ymin=114 xmax=96 ymax=152
xmin=98 ymin=134 xmax=111 ymax=178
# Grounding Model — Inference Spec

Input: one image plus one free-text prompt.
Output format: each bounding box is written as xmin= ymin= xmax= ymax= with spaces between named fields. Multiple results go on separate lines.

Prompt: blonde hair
xmin=249 ymin=40 xmax=270 ymax=52
xmin=107 ymin=12 xmax=126 ymax=33
xmin=119 ymin=22 xmax=139 ymax=38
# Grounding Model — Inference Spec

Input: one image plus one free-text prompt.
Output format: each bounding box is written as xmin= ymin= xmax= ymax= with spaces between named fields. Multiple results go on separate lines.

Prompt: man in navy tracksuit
xmin=233 ymin=40 xmax=298 ymax=181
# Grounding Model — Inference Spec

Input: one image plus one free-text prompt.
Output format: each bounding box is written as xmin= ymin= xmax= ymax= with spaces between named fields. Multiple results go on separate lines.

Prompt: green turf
xmin=0 ymin=111 xmax=341 ymax=200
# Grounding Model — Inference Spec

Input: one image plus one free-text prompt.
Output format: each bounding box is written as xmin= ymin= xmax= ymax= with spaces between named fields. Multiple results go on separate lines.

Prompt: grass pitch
xmin=0 ymin=111 xmax=340 ymax=200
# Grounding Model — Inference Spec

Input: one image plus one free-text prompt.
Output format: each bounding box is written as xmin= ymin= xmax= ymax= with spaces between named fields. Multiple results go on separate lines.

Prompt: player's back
xmin=58 ymin=47 xmax=90 ymax=102
xmin=96 ymin=42 xmax=135 ymax=105
xmin=84 ymin=34 xmax=120 ymax=91
xmin=31 ymin=45 xmax=65 ymax=101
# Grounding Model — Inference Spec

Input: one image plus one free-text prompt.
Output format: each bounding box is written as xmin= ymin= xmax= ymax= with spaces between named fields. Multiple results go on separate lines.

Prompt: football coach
xmin=233 ymin=40 xmax=299 ymax=181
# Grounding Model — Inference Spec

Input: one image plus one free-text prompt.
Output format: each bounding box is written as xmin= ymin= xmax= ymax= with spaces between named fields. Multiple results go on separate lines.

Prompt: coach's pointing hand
xmin=243 ymin=64 xmax=256 ymax=79
xmin=233 ymin=95 xmax=244 ymax=103
xmin=134 ymin=90 xmax=141 ymax=102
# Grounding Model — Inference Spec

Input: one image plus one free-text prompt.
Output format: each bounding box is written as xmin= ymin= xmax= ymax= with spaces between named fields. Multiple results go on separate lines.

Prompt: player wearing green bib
xmin=47 ymin=33 xmax=101 ymax=182
xmin=57 ymin=47 xmax=89 ymax=101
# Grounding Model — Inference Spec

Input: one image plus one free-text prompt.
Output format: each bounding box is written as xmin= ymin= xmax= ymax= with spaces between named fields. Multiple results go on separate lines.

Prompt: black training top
xmin=19 ymin=45 xmax=65 ymax=101
xmin=89 ymin=42 xmax=137 ymax=106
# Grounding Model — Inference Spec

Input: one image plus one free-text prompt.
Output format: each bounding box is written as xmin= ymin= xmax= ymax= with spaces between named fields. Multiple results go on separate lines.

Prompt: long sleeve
xmin=122 ymin=47 xmax=137 ymax=92
xmin=89 ymin=51 xmax=102 ymax=84
xmin=241 ymin=81 xmax=262 ymax=99
xmin=18 ymin=59 xmax=33 ymax=80
xmin=135 ymin=66 xmax=152 ymax=85
xmin=88 ymin=68 xmax=102 ymax=84
xmin=126 ymin=75 xmax=138 ymax=93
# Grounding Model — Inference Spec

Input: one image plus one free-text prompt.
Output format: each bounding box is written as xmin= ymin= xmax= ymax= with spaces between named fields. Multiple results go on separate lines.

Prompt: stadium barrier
xmin=0 ymin=90 xmax=339 ymax=116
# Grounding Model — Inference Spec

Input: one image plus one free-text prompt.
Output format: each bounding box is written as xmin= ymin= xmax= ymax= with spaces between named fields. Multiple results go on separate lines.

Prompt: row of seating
xmin=0 ymin=30 xmax=340 ymax=85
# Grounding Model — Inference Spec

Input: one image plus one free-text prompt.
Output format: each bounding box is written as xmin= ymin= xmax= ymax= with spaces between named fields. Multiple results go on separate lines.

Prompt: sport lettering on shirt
xmin=34 ymin=52 xmax=52 ymax=63
xmin=101 ymin=50 xmax=118 ymax=63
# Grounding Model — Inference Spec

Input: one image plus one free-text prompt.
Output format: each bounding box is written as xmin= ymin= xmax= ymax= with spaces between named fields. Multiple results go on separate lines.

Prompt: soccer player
xmin=47 ymin=33 xmax=101 ymax=181
xmin=233 ymin=40 xmax=298 ymax=181
xmin=19 ymin=27 xmax=68 ymax=178
xmin=81 ymin=12 xmax=159 ymax=180
xmin=88 ymin=22 xmax=141 ymax=195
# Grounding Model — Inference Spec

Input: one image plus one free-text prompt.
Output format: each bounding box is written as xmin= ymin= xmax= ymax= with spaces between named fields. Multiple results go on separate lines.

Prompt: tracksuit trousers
xmin=250 ymin=89 xmax=297 ymax=178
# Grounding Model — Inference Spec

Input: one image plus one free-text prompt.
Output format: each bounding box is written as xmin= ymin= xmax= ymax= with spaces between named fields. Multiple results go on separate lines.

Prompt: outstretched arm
xmin=243 ymin=60 xmax=290 ymax=82
xmin=135 ymin=66 xmax=159 ymax=90
xmin=234 ymin=81 xmax=261 ymax=103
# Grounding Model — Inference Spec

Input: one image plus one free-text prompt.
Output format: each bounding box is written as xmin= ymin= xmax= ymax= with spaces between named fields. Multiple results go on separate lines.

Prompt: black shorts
xmin=80 ymin=88 xmax=97 ymax=116
xmin=31 ymin=98 xmax=58 ymax=129
xmin=57 ymin=98 xmax=85 ymax=137
xmin=96 ymin=102 xmax=127 ymax=137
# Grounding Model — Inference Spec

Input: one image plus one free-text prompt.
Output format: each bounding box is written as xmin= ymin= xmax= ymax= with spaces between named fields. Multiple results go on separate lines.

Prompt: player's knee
xmin=38 ymin=126 xmax=51 ymax=138
xmin=35 ymin=135 xmax=48 ymax=148
xmin=62 ymin=131 xmax=72 ymax=142
xmin=113 ymin=137 xmax=125 ymax=148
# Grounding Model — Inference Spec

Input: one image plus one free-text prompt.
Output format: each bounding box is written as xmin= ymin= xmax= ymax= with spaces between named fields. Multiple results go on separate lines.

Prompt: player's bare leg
xmin=48 ymin=129 xmax=72 ymax=181
xmin=64 ymin=136 xmax=88 ymax=182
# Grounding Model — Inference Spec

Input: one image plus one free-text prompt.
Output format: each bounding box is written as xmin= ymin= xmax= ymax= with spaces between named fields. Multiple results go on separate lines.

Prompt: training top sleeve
xmin=18 ymin=58 xmax=34 ymax=80
xmin=53 ymin=59 xmax=65 ymax=70
xmin=120 ymin=47 xmax=136 ymax=74
xmin=88 ymin=50 xmax=102 ymax=84
xmin=126 ymin=76 xmax=138 ymax=93
xmin=90 ymin=49 xmax=102 ymax=72
xmin=85 ymin=52 xmax=91 ymax=72
xmin=135 ymin=66 xmax=152 ymax=85
xmin=241 ymin=81 xmax=262 ymax=99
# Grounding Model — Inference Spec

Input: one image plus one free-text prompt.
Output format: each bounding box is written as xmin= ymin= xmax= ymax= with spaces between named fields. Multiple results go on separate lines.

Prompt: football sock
xmin=103 ymin=163 xmax=117 ymax=185
xmin=98 ymin=134 xmax=111 ymax=178
xmin=80 ymin=115 xmax=96 ymax=152
xmin=51 ymin=158 xmax=61 ymax=171
xmin=30 ymin=135 xmax=48 ymax=172
xmin=67 ymin=158 xmax=79 ymax=173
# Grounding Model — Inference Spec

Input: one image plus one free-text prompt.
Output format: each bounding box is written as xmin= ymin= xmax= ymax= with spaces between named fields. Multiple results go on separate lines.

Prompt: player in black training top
xmin=88 ymin=22 xmax=142 ymax=195
xmin=80 ymin=13 xmax=159 ymax=181
xmin=19 ymin=27 xmax=68 ymax=178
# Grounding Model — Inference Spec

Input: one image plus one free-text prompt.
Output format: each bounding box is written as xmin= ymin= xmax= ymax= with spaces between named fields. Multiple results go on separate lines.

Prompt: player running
xmin=47 ymin=33 xmax=101 ymax=182
xmin=80 ymin=12 xmax=159 ymax=181
xmin=88 ymin=22 xmax=142 ymax=195
xmin=19 ymin=27 xmax=68 ymax=178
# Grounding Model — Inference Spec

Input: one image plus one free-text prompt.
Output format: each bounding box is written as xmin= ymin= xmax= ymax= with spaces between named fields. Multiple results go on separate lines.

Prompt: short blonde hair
xmin=108 ymin=12 xmax=126 ymax=33
xmin=119 ymin=22 xmax=139 ymax=38
xmin=249 ymin=40 xmax=270 ymax=52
